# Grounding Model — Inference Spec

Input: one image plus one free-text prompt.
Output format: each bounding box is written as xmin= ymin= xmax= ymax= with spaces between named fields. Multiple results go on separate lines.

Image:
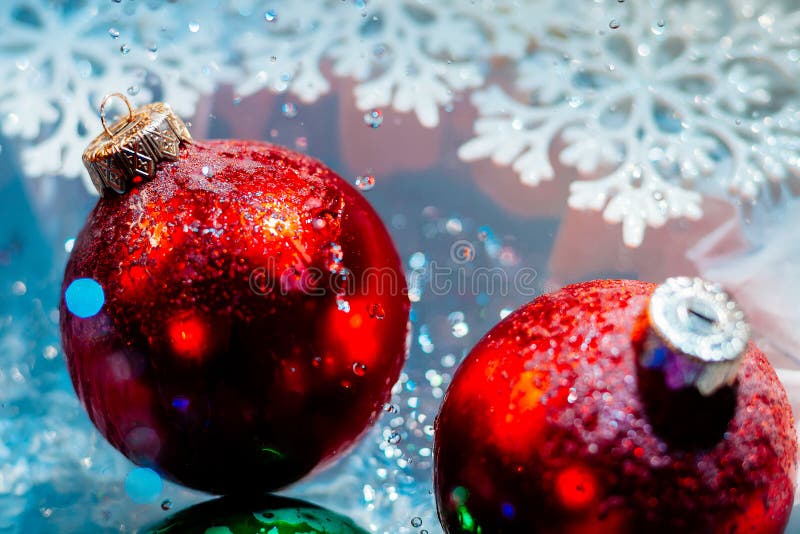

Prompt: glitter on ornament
xmin=60 ymin=99 xmax=410 ymax=495
xmin=434 ymin=279 xmax=797 ymax=533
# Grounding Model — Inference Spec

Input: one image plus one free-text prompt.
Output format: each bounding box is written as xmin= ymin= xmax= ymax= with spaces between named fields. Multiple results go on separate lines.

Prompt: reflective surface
xmin=1 ymin=1 xmax=800 ymax=532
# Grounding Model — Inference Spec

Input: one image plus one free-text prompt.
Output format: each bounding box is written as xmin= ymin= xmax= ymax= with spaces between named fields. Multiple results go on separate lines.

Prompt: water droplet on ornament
xmin=364 ymin=109 xmax=383 ymax=128
xmin=411 ymin=517 xmax=423 ymax=527
xmin=108 ymin=27 xmax=120 ymax=39
xmin=384 ymin=403 xmax=398 ymax=413
xmin=127 ymin=85 xmax=140 ymax=96
xmin=355 ymin=175 xmax=376 ymax=191
xmin=120 ymin=44 xmax=131 ymax=55
xmin=188 ymin=21 xmax=200 ymax=33
xmin=652 ymin=19 xmax=666 ymax=35
xmin=281 ymin=102 xmax=297 ymax=118
xmin=148 ymin=42 xmax=158 ymax=53
xmin=353 ymin=362 xmax=367 ymax=376
xmin=337 ymin=296 xmax=351 ymax=313
xmin=368 ymin=303 xmax=385 ymax=319
xmin=388 ymin=431 xmax=401 ymax=444
xmin=201 ymin=165 xmax=214 ymax=177
xmin=264 ymin=9 xmax=278 ymax=22
xmin=312 ymin=356 xmax=322 ymax=368
xmin=161 ymin=499 xmax=172 ymax=511
xmin=609 ymin=19 xmax=620 ymax=29
xmin=322 ymin=242 xmax=344 ymax=270
xmin=295 ymin=136 xmax=308 ymax=150
xmin=270 ymin=55 xmax=278 ymax=63
xmin=65 ymin=278 xmax=105 ymax=318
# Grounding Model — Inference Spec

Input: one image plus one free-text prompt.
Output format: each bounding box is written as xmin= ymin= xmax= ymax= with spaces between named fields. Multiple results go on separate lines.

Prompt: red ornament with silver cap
xmin=60 ymin=94 xmax=410 ymax=494
xmin=434 ymin=278 xmax=796 ymax=533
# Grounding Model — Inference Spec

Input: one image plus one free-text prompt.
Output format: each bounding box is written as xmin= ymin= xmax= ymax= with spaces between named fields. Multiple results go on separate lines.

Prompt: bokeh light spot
xmin=64 ymin=278 xmax=105 ymax=318
xmin=125 ymin=467 xmax=162 ymax=504
xmin=555 ymin=465 xmax=597 ymax=510
xmin=167 ymin=314 xmax=209 ymax=359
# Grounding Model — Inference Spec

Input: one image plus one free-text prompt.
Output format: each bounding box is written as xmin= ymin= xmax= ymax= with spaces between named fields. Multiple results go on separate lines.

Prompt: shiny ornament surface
xmin=60 ymin=140 xmax=409 ymax=494
xmin=434 ymin=279 xmax=796 ymax=533
xmin=143 ymin=494 xmax=368 ymax=533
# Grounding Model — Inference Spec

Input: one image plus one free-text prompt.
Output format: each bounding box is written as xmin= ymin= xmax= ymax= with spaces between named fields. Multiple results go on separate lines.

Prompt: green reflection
xmin=144 ymin=494 xmax=368 ymax=534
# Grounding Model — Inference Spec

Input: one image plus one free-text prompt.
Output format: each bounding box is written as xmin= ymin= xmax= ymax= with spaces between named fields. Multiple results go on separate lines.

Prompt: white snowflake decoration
xmin=460 ymin=0 xmax=800 ymax=246
xmin=233 ymin=0 xmax=506 ymax=128
xmin=2 ymin=0 xmax=799 ymax=240
xmin=0 ymin=0 xmax=229 ymax=191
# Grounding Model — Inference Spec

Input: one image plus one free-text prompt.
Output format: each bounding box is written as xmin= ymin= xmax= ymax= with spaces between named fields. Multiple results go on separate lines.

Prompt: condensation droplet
xmin=201 ymin=165 xmax=214 ymax=177
xmin=161 ymin=499 xmax=172 ymax=511
xmin=322 ymin=242 xmax=344 ymax=272
xmin=188 ymin=21 xmax=200 ymax=33
xmin=411 ymin=517 xmax=423 ymax=527
xmin=363 ymin=109 xmax=383 ymax=128
xmin=11 ymin=281 xmax=26 ymax=296
xmin=353 ymin=362 xmax=367 ymax=376
xmin=609 ymin=19 xmax=620 ymax=29
xmin=387 ymin=431 xmax=401 ymax=444
xmin=368 ymin=303 xmax=385 ymax=319
xmin=355 ymin=175 xmax=376 ymax=191
xmin=281 ymin=102 xmax=297 ymax=118
xmin=120 ymin=44 xmax=131 ymax=55
xmin=264 ymin=9 xmax=278 ymax=22
xmin=384 ymin=403 xmax=398 ymax=413
xmin=127 ymin=85 xmax=140 ymax=96
xmin=108 ymin=27 xmax=120 ymax=39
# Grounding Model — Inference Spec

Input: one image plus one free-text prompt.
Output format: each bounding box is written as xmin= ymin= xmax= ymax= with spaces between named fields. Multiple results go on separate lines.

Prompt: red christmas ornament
xmin=434 ymin=279 xmax=797 ymax=533
xmin=60 ymin=95 xmax=409 ymax=494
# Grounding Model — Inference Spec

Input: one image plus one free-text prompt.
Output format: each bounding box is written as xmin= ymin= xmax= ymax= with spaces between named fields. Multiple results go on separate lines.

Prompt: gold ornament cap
xmin=83 ymin=93 xmax=192 ymax=195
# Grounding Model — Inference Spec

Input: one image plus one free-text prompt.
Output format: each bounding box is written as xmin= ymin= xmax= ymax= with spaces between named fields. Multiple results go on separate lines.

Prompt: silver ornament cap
xmin=641 ymin=277 xmax=750 ymax=396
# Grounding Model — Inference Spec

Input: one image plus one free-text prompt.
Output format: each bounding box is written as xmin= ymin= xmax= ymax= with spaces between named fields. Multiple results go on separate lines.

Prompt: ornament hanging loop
xmin=83 ymin=95 xmax=192 ymax=196
xmin=99 ymin=92 xmax=135 ymax=138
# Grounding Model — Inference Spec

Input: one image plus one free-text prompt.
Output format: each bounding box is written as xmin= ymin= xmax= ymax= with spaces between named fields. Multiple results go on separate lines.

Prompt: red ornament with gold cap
xmin=60 ymin=94 xmax=410 ymax=494
xmin=434 ymin=278 xmax=797 ymax=533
